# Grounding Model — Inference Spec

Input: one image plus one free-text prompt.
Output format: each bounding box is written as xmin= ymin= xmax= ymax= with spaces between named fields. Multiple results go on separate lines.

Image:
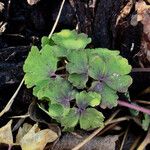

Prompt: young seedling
xmin=23 ymin=29 xmax=132 ymax=131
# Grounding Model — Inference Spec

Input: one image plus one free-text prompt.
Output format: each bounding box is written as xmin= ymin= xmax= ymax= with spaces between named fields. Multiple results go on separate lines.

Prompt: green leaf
xmin=79 ymin=108 xmax=104 ymax=130
xmin=34 ymin=77 xmax=76 ymax=106
xmin=66 ymin=51 xmax=88 ymax=74
xmin=76 ymin=91 xmax=101 ymax=108
xmin=88 ymin=55 xmax=106 ymax=80
xmin=105 ymin=75 xmax=133 ymax=93
xmin=68 ymin=74 xmax=88 ymax=89
xmin=52 ymin=45 xmax=68 ymax=58
xmin=52 ymin=29 xmax=91 ymax=50
xmin=48 ymin=103 xmax=70 ymax=119
xmin=41 ymin=36 xmax=54 ymax=47
xmin=87 ymin=48 xmax=120 ymax=58
xmin=61 ymin=108 xmax=79 ymax=130
xmin=48 ymin=103 xmax=65 ymax=117
xmin=142 ymin=114 xmax=150 ymax=131
xmin=23 ymin=46 xmax=58 ymax=88
xmin=90 ymin=81 xmax=118 ymax=108
xmin=105 ymin=55 xmax=132 ymax=76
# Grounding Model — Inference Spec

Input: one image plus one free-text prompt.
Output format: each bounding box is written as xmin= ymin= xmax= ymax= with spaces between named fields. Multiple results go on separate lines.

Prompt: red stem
xmin=118 ymin=100 xmax=150 ymax=115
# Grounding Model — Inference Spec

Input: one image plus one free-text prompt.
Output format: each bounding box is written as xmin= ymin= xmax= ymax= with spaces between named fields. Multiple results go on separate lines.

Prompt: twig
xmin=137 ymin=128 xmax=150 ymax=150
xmin=0 ymin=78 xmax=24 ymax=117
xmin=134 ymin=100 xmax=150 ymax=105
xmin=119 ymin=125 xmax=129 ymax=150
xmin=132 ymin=68 xmax=150 ymax=72
xmin=130 ymin=136 xmax=141 ymax=150
xmin=72 ymin=110 xmax=120 ymax=150
xmin=107 ymin=116 xmax=132 ymax=125
xmin=118 ymin=100 xmax=150 ymax=115
xmin=10 ymin=114 xmax=30 ymax=119
xmin=48 ymin=0 xmax=66 ymax=39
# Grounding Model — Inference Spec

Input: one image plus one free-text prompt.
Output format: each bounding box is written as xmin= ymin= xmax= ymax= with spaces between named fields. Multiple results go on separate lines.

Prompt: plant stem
xmin=118 ymin=100 xmax=150 ymax=115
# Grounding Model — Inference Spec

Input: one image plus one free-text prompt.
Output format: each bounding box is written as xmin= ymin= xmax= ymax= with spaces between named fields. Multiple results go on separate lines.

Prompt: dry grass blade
xmin=27 ymin=0 xmax=40 ymax=6
xmin=10 ymin=114 xmax=30 ymax=119
xmin=119 ymin=125 xmax=129 ymax=150
xmin=48 ymin=0 xmax=66 ymax=39
xmin=130 ymin=136 xmax=141 ymax=150
xmin=137 ymin=128 xmax=150 ymax=150
xmin=0 ymin=78 xmax=24 ymax=117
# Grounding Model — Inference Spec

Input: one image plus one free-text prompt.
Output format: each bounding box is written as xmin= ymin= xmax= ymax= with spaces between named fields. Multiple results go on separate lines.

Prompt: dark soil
xmin=0 ymin=0 xmax=150 ymax=150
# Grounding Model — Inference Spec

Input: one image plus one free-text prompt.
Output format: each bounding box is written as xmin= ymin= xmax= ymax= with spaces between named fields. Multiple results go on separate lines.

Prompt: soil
xmin=0 ymin=0 xmax=150 ymax=150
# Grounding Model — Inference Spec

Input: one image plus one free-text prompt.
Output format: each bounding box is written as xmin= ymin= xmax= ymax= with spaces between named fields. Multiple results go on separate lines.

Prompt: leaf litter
xmin=0 ymin=120 xmax=58 ymax=150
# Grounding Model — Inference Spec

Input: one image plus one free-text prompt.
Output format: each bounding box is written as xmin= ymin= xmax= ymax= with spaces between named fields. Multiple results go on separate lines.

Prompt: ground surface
xmin=0 ymin=0 xmax=150 ymax=150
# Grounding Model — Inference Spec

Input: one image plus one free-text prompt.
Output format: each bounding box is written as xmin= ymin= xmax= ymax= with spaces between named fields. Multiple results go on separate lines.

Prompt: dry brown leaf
xmin=27 ymin=0 xmax=40 ymax=6
xmin=0 ymin=22 xmax=7 ymax=35
xmin=16 ymin=123 xmax=32 ymax=143
xmin=17 ymin=124 xmax=58 ymax=150
xmin=0 ymin=2 xmax=4 ymax=12
xmin=135 ymin=0 xmax=150 ymax=22
xmin=116 ymin=0 xmax=133 ymax=26
xmin=0 ymin=120 xmax=13 ymax=145
xmin=52 ymin=133 xmax=118 ymax=150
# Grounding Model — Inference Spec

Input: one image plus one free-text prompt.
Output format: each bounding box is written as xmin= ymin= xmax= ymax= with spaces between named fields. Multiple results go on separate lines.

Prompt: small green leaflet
xmin=61 ymin=108 xmax=79 ymax=131
xmin=76 ymin=91 xmax=101 ymax=108
xmin=34 ymin=77 xmax=76 ymax=106
xmin=79 ymin=108 xmax=104 ymax=130
xmin=23 ymin=46 xmax=58 ymax=88
xmin=66 ymin=51 xmax=89 ymax=89
xmin=52 ymin=29 xmax=91 ymax=50
xmin=90 ymin=81 xmax=118 ymax=108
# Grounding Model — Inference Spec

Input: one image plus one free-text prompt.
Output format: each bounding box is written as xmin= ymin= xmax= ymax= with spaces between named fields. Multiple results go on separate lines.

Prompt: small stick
xmin=137 ymin=128 xmax=150 ymax=150
xmin=48 ymin=0 xmax=66 ymax=39
xmin=119 ymin=125 xmax=129 ymax=150
xmin=118 ymin=100 xmax=150 ymax=115
xmin=132 ymin=68 xmax=150 ymax=72
xmin=130 ymin=136 xmax=141 ymax=150
xmin=0 ymin=78 xmax=24 ymax=117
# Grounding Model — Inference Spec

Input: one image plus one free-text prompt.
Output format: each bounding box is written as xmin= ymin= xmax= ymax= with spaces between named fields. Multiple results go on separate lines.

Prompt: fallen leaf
xmin=0 ymin=2 xmax=4 ymax=12
xmin=52 ymin=132 xmax=118 ymax=150
xmin=134 ymin=0 xmax=150 ymax=64
xmin=27 ymin=0 xmax=40 ymax=5
xmin=16 ymin=123 xmax=32 ymax=143
xmin=17 ymin=124 xmax=58 ymax=150
xmin=0 ymin=22 xmax=7 ymax=35
xmin=116 ymin=0 xmax=133 ymax=26
xmin=0 ymin=120 xmax=13 ymax=145
xmin=135 ymin=0 xmax=150 ymax=22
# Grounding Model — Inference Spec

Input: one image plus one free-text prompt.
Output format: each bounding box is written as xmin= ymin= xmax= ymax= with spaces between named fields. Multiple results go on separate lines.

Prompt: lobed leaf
xmin=52 ymin=29 xmax=91 ymax=50
xmin=61 ymin=108 xmax=79 ymax=131
xmin=68 ymin=73 xmax=88 ymax=89
xmin=79 ymin=108 xmax=104 ymax=130
xmin=34 ymin=77 xmax=76 ymax=106
xmin=76 ymin=91 xmax=101 ymax=108
xmin=90 ymin=81 xmax=118 ymax=108
xmin=23 ymin=46 xmax=58 ymax=88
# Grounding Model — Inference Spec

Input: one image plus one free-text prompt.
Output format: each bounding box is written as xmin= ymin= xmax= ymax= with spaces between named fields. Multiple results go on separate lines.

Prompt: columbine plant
xmin=23 ymin=29 xmax=132 ymax=131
